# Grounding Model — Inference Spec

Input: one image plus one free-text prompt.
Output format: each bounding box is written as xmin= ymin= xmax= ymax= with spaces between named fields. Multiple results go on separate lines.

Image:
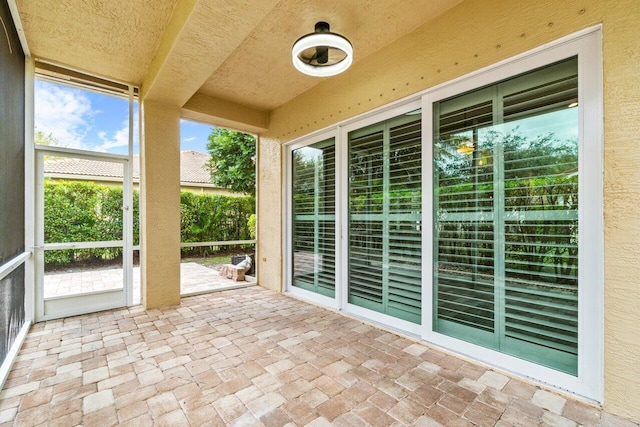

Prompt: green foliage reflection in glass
xmin=433 ymin=57 xmax=579 ymax=375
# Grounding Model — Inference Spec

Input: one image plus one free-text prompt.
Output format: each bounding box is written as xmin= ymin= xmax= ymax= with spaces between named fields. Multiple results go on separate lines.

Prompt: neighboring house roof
xmin=44 ymin=151 xmax=213 ymax=185
xmin=178 ymin=151 xmax=213 ymax=184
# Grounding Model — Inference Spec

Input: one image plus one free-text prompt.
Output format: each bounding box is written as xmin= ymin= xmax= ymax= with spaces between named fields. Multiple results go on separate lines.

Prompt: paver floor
xmin=0 ymin=286 xmax=637 ymax=426
xmin=44 ymin=262 xmax=255 ymax=305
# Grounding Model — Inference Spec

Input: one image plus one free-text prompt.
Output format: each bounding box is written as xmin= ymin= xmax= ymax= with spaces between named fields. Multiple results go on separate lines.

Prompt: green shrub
xmin=180 ymin=192 xmax=255 ymax=256
xmin=247 ymin=214 xmax=256 ymax=239
xmin=44 ymin=180 xmax=254 ymax=265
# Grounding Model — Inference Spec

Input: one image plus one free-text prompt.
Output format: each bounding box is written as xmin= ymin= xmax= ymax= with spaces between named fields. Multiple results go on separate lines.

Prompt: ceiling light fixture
xmin=292 ymin=21 xmax=353 ymax=77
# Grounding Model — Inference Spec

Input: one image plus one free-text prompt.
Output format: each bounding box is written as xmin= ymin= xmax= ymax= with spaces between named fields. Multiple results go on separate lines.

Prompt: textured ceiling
xmin=14 ymin=0 xmax=463 ymax=116
xmin=198 ymin=0 xmax=465 ymax=111
xmin=16 ymin=0 xmax=179 ymax=84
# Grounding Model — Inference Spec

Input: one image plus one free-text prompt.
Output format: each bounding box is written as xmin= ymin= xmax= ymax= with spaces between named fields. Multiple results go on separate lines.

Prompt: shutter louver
xmin=388 ymin=120 xmax=422 ymax=322
xmin=349 ymin=129 xmax=384 ymax=310
xmin=435 ymin=97 xmax=497 ymax=340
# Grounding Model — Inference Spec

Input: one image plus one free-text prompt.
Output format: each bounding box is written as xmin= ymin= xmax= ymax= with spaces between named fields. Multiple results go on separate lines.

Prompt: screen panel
xmin=0 ymin=0 xmax=26 ymax=265
xmin=0 ymin=0 xmax=26 ymax=370
xmin=0 ymin=266 xmax=26 ymax=363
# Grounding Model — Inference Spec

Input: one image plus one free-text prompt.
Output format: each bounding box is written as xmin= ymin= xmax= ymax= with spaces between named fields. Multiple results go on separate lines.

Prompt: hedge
xmin=180 ymin=191 xmax=255 ymax=255
xmin=44 ymin=180 xmax=254 ymax=265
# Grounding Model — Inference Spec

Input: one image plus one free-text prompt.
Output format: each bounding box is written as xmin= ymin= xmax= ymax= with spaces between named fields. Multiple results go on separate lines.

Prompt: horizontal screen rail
xmin=0 ymin=251 xmax=30 ymax=282
xmin=180 ymin=240 xmax=256 ymax=248
xmin=42 ymin=241 xmax=124 ymax=250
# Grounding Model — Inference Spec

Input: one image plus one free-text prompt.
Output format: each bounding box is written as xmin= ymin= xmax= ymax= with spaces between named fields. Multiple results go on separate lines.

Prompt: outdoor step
xmin=219 ymin=264 xmax=245 ymax=281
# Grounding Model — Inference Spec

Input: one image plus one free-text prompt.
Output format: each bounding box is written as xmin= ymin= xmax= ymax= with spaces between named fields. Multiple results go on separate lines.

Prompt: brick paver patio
xmin=44 ymin=262 xmax=255 ymax=305
xmin=0 ymin=286 xmax=636 ymax=426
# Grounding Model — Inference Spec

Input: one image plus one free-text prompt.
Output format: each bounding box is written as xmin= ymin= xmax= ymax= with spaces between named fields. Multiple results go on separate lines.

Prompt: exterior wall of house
xmin=257 ymin=0 xmax=640 ymax=421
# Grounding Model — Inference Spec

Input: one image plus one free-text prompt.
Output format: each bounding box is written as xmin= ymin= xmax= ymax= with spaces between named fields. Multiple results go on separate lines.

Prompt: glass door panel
xmin=348 ymin=112 xmax=422 ymax=324
xmin=292 ymin=138 xmax=336 ymax=297
xmin=433 ymin=57 xmax=579 ymax=374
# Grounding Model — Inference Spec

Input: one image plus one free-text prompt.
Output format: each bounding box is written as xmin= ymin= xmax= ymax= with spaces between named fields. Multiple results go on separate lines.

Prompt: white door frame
xmin=34 ymin=146 xmax=134 ymax=321
xmin=421 ymin=27 xmax=603 ymax=402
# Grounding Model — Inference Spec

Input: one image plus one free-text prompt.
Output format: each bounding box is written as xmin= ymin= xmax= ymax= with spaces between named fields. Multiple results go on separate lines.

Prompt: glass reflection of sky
xmin=295 ymin=146 xmax=323 ymax=162
xmin=488 ymin=107 xmax=578 ymax=144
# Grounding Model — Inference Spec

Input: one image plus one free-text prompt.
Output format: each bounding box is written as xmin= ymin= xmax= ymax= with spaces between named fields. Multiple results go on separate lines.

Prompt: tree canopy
xmin=206 ymin=128 xmax=256 ymax=195
xmin=35 ymin=129 xmax=61 ymax=147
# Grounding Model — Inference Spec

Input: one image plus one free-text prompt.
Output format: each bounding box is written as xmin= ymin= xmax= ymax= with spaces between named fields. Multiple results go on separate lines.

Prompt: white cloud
xmin=94 ymin=118 xmax=139 ymax=153
xmin=182 ymin=136 xmax=197 ymax=142
xmin=34 ymin=81 xmax=94 ymax=150
xmin=35 ymin=80 xmax=138 ymax=154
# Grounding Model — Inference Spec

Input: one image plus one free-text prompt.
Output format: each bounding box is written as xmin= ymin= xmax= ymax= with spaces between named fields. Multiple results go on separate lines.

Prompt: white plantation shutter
xmin=433 ymin=57 xmax=579 ymax=374
xmin=348 ymin=112 xmax=422 ymax=324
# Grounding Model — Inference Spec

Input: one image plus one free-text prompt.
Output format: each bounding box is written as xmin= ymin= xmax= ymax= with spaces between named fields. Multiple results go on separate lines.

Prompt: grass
xmin=182 ymin=255 xmax=231 ymax=269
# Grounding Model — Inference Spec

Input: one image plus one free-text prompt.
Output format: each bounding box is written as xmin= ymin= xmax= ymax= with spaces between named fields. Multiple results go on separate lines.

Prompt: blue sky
xmin=180 ymin=119 xmax=215 ymax=153
xmin=34 ymin=79 xmax=213 ymax=155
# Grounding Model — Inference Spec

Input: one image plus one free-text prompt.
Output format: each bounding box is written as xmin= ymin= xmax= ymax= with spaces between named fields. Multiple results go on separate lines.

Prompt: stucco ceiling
xmin=15 ymin=0 xmax=179 ymax=85
xmin=14 ymin=0 xmax=463 ymax=120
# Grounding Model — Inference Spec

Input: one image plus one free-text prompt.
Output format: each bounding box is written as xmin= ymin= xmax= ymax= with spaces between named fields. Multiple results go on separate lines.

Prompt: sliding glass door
xmin=432 ymin=57 xmax=579 ymax=374
xmin=285 ymin=31 xmax=601 ymax=399
xmin=288 ymin=56 xmax=583 ymax=375
xmin=347 ymin=112 xmax=422 ymax=324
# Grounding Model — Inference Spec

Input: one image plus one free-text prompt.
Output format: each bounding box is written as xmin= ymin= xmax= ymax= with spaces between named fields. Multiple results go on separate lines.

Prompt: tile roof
xmin=178 ymin=151 xmax=213 ymax=184
xmin=44 ymin=150 xmax=213 ymax=185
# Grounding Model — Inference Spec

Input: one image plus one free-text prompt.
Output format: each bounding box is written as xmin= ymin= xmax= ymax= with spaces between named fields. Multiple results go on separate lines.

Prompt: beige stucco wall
xmin=140 ymin=100 xmax=181 ymax=309
xmin=257 ymin=0 xmax=640 ymax=421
